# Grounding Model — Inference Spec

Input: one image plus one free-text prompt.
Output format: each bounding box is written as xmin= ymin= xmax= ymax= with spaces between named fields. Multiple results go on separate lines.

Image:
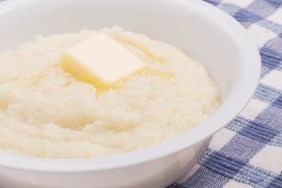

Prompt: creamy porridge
xmin=0 ymin=27 xmax=220 ymax=158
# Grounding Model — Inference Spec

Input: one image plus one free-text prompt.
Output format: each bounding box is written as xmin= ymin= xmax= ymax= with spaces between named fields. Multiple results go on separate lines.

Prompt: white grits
xmin=0 ymin=27 xmax=220 ymax=158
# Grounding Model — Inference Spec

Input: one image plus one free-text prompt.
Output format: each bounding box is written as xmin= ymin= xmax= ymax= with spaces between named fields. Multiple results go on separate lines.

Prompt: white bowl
xmin=0 ymin=0 xmax=261 ymax=187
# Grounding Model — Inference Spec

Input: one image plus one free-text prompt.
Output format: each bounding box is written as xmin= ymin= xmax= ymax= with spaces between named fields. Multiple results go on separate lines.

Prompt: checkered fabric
xmin=172 ymin=0 xmax=282 ymax=187
xmin=0 ymin=0 xmax=281 ymax=187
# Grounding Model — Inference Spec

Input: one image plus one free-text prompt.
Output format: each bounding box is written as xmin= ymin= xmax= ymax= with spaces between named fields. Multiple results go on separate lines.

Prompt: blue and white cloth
xmin=0 ymin=0 xmax=281 ymax=187
xmin=173 ymin=0 xmax=282 ymax=187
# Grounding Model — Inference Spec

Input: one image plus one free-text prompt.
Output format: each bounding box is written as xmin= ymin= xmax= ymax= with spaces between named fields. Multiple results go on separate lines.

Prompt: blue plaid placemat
xmin=173 ymin=0 xmax=282 ymax=187
xmin=0 ymin=0 xmax=281 ymax=187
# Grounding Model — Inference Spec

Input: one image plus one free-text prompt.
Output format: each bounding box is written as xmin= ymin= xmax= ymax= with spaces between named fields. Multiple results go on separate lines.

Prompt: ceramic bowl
xmin=0 ymin=0 xmax=261 ymax=187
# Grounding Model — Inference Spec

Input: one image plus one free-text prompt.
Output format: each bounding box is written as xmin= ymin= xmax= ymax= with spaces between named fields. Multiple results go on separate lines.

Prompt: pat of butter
xmin=60 ymin=33 xmax=146 ymax=89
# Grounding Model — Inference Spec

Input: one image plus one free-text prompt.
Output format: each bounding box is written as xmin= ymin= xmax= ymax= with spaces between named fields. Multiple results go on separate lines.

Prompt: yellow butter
xmin=60 ymin=33 xmax=146 ymax=90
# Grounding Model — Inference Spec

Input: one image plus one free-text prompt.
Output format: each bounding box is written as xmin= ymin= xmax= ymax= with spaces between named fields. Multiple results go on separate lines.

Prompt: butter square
xmin=60 ymin=33 xmax=145 ymax=89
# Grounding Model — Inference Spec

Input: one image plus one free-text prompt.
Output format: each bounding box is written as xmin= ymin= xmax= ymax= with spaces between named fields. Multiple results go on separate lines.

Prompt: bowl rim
xmin=0 ymin=0 xmax=261 ymax=173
